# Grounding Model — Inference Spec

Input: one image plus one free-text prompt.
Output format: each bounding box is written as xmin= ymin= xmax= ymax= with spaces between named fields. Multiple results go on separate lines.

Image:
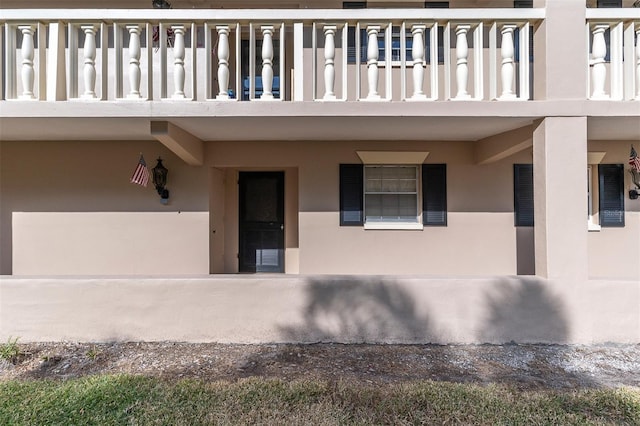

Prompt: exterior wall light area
xmin=152 ymin=157 xmax=170 ymax=204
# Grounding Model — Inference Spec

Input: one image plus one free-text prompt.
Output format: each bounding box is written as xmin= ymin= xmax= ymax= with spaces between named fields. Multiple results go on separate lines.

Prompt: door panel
xmin=239 ymin=172 xmax=284 ymax=273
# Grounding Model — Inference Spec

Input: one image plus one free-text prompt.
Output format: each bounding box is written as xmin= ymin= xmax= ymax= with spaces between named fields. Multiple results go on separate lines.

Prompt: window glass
xmin=365 ymin=165 xmax=419 ymax=223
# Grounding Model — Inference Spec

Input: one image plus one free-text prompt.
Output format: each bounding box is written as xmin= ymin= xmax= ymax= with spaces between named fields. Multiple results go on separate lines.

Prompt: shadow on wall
xmin=138 ymin=276 xmax=588 ymax=389
xmin=279 ymin=277 xmax=434 ymax=343
xmin=480 ymin=277 xmax=569 ymax=344
xmin=281 ymin=275 xmax=568 ymax=345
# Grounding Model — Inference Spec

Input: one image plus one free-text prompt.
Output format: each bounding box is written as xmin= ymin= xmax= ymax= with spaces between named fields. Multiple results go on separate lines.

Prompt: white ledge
xmin=364 ymin=222 xmax=423 ymax=230
xmin=586 ymin=9 xmax=640 ymax=20
xmin=357 ymin=151 xmax=429 ymax=164
xmin=0 ymin=8 xmax=547 ymax=23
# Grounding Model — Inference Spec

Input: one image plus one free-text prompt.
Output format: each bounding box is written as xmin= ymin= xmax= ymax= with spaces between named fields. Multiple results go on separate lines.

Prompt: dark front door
xmin=239 ymin=172 xmax=285 ymax=273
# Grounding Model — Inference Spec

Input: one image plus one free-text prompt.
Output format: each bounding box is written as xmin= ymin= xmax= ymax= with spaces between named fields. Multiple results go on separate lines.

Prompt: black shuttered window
xmin=599 ymin=164 xmax=625 ymax=227
xmin=340 ymin=164 xmax=364 ymax=226
xmin=422 ymin=164 xmax=447 ymax=226
xmin=514 ymin=164 xmax=534 ymax=227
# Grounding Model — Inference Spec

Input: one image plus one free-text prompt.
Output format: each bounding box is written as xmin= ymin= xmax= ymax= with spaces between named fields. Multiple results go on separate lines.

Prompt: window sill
xmin=364 ymin=222 xmax=423 ymax=230
xmin=588 ymin=222 xmax=601 ymax=232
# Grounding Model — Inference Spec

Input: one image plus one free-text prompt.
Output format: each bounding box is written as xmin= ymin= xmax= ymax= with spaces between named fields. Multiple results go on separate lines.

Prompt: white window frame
xmin=587 ymin=152 xmax=606 ymax=231
xmin=587 ymin=165 xmax=601 ymax=231
xmin=363 ymin=164 xmax=423 ymax=230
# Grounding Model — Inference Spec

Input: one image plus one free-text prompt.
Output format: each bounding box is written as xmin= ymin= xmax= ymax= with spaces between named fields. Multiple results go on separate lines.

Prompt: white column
xmin=126 ymin=25 xmax=142 ymax=99
xmin=260 ymin=25 xmax=274 ymax=100
xmin=216 ymin=26 xmax=230 ymax=100
xmin=365 ymin=25 xmax=381 ymax=100
xmin=533 ymin=117 xmax=588 ymax=281
xmin=410 ymin=25 xmax=427 ymax=100
xmin=323 ymin=25 xmax=337 ymax=101
xmin=18 ymin=25 xmax=36 ymax=99
xmin=590 ymin=24 xmax=608 ymax=100
xmin=636 ymin=28 xmax=640 ymax=100
xmin=81 ymin=25 xmax=97 ymax=99
xmin=499 ymin=24 xmax=517 ymax=100
xmin=454 ymin=25 xmax=471 ymax=100
xmin=172 ymin=25 xmax=186 ymax=99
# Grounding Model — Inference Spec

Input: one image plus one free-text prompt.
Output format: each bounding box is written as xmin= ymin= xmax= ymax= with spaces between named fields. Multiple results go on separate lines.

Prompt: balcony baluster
xmin=500 ymin=24 xmax=517 ymax=100
xmin=216 ymin=25 xmax=230 ymax=100
xmin=81 ymin=25 xmax=97 ymax=99
xmin=411 ymin=25 xmax=427 ymax=100
xmin=171 ymin=25 xmax=186 ymax=99
xmin=19 ymin=25 xmax=36 ymax=99
xmin=260 ymin=25 xmax=275 ymax=100
xmin=323 ymin=25 xmax=337 ymax=101
xmin=365 ymin=25 xmax=381 ymax=100
xmin=454 ymin=25 xmax=471 ymax=100
xmin=126 ymin=25 xmax=142 ymax=99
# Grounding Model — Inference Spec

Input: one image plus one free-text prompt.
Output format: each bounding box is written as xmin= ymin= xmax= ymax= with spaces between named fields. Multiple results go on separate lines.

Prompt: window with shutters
xmin=340 ymin=163 xmax=447 ymax=229
xmin=513 ymin=163 xmax=625 ymax=230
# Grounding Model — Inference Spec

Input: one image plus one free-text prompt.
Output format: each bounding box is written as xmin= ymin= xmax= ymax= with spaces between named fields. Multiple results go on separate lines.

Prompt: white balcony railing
xmin=0 ymin=8 xmax=544 ymax=103
xmin=587 ymin=9 xmax=640 ymax=101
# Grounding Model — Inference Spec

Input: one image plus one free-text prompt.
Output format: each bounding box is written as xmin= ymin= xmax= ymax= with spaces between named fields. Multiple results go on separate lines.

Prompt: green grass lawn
xmin=1 ymin=376 xmax=639 ymax=425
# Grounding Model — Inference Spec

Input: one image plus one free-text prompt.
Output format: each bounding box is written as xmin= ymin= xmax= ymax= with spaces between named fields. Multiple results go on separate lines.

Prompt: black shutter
xmin=599 ymin=164 xmax=625 ymax=227
xmin=597 ymin=0 xmax=622 ymax=8
xmin=514 ymin=164 xmax=534 ymax=227
xmin=425 ymin=1 xmax=449 ymax=7
xmin=343 ymin=1 xmax=366 ymax=8
xmin=340 ymin=164 xmax=364 ymax=226
xmin=422 ymin=164 xmax=447 ymax=226
xmin=514 ymin=0 xmax=533 ymax=7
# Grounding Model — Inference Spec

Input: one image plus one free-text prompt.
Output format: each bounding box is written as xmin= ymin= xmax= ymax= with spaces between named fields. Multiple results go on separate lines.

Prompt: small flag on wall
xmin=130 ymin=154 xmax=150 ymax=187
xmin=630 ymin=145 xmax=640 ymax=173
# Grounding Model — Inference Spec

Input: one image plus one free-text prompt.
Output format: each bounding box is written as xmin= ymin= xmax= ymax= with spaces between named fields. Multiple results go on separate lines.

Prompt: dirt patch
xmin=1 ymin=342 xmax=639 ymax=390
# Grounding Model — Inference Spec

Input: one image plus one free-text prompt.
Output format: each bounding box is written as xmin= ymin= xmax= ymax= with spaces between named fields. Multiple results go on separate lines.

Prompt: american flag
xmin=130 ymin=154 xmax=150 ymax=187
xmin=630 ymin=145 xmax=640 ymax=173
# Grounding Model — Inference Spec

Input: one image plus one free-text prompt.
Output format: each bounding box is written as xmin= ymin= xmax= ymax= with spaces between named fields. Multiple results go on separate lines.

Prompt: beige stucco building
xmin=0 ymin=0 xmax=639 ymax=343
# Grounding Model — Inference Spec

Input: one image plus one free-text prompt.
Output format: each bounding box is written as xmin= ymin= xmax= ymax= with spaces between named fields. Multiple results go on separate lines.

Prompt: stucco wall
xmin=0 ymin=140 xmax=209 ymax=275
xmin=2 ymin=137 xmax=638 ymax=278
xmin=208 ymin=140 xmax=532 ymax=276
xmin=12 ymin=212 xmax=209 ymax=275
xmin=1 ymin=275 xmax=638 ymax=344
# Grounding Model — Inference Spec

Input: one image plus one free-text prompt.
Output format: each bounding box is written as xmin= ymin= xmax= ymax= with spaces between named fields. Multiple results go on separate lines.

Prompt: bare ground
xmin=2 ymin=342 xmax=640 ymax=390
